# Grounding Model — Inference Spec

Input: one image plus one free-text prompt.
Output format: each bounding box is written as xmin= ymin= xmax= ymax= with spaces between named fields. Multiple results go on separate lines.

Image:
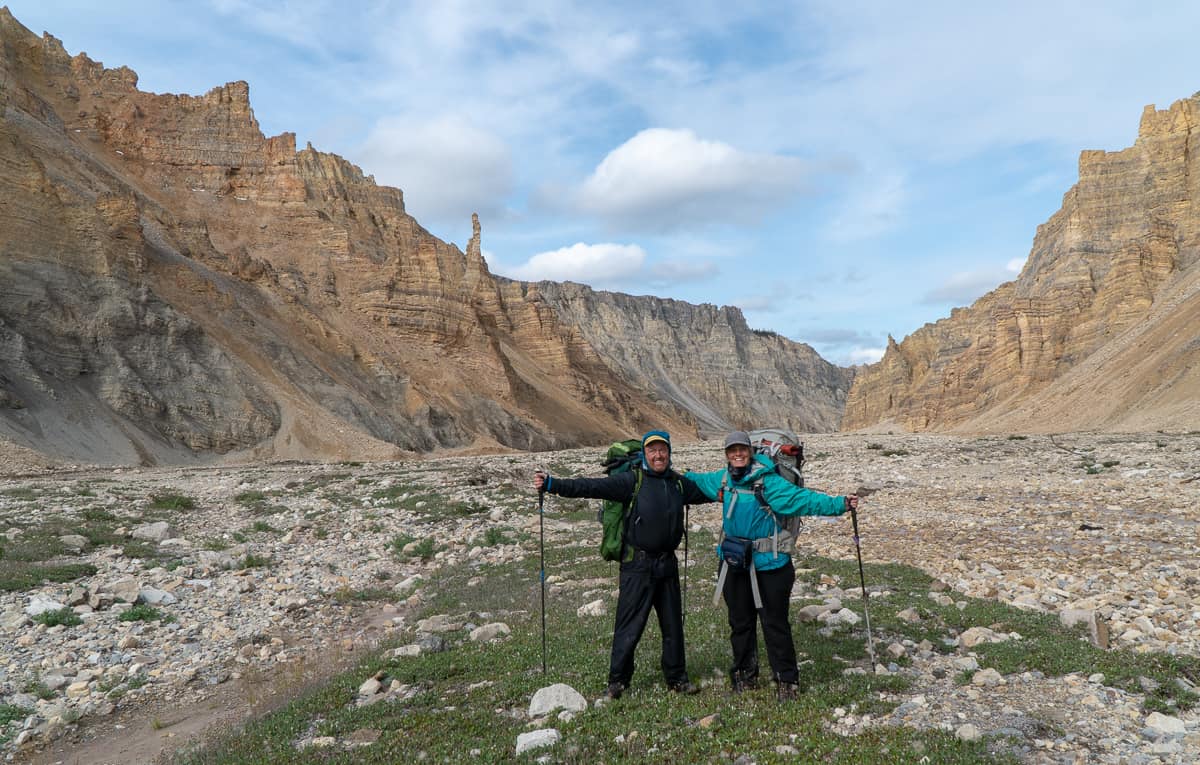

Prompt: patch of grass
xmin=249 ymin=521 xmax=276 ymax=534
xmin=0 ymin=704 xmax=26 ymax=726
xmin=149 ymin=492 xmax=196 ymax=511
xmin=330 ymin=587 xmax=395 ymax=604
xmin=881 ymin=449 xmax=910 ymax=457
xmin=21 ymin=679 xmax=54 ymax=701
xmin=174 ymin=549 xmax=1014 ymax=765
xmin=0 ymin=487 xmax=37 ymax=500
xmin=866 ymin=443 xmax=884 ymax=450
xmin=410 ymin=537 xmax=437 ymax=560
xmin=80 ymin=507 xmax=118 ymax=523
xmin=235 ymin=490 xmax=267 ymax=506
xmin=33 ymin=607 xmax=82 ymax=627
xmin=450 ymin=500 xmax=488 ymax=516
xmin=389 ymin=534 xmax=415 ymax=557
xmin=240 ymin=553 xmax=273 ymax=569
xmin=117 ymin=604 xmax=174 ymax=623
xmin=482 ymin=527 xmax=513 ymax=546
xmin=0 ymin=562 xmax=97 ymax=592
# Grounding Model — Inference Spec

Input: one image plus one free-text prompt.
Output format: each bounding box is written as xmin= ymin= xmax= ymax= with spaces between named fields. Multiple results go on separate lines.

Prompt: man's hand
xmin=534 ymin=471 xmax=548 ymax=492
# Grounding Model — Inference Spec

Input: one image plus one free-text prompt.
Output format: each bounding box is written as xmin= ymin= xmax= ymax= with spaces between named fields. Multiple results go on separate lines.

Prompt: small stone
xmin=25 ymin=595 xmax=67 ymax=617
xmin=469 ymin=623 xmax=511 ymax=642
xmin=1144 ymin=711 xmax=1186 ymax=737
xmin=529 ymin=683 xmax=587 ymax=717
xmin=577 ymin=599 xmax=607 ymax=617
xmin=956 ymin=723 xmax=982 ymax=742
xmin=971 ymin=668 xmax=1004 ymax=687
xmin=132 ymin=522 xmax=174 ymax=542
xmin=515 ymin=728 xmax=560 ymax=755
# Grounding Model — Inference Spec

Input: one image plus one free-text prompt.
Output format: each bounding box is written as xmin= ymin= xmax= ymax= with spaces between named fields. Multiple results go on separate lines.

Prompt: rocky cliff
xmin=842 ymin=94 xmax=1200 ymax=433
xmin=0 ymin=10 xmax=849 ymax=465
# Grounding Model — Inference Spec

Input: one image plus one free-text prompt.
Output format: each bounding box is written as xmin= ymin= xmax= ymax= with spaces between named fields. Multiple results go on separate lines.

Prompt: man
xmin=688 ymin=430 xmax=860 ymax=701
xmin=535 ymin=430 xmax=710 ymax=699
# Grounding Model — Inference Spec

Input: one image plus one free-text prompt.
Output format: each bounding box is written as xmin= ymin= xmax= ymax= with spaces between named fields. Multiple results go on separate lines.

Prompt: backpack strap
xmin=618 ymin=467 xmax=645 ymax=563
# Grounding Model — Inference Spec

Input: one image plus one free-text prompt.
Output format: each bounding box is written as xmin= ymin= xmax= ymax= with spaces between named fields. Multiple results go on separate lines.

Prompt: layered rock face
xmin=0 ymin=11 xmax=848 ymax=464
xmin=843 ymin=95 xmax=1200 ymax=433
xmin=528 ymin=282 xmax=851 ymax=434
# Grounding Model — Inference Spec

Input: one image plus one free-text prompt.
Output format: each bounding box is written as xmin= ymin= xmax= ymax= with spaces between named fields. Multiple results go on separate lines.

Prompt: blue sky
xmin=8 ymin=2 xmax=1200 ymax=365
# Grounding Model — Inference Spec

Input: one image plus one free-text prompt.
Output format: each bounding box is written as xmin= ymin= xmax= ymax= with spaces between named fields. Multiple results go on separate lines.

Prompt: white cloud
xmin=576 ymin=128 xmax=810 ymax=230
xmin=504 ymin=242 xmax=647 ymax=285
xmin=353 ymin=115 xmax=513 ymax=225
xmin=1006 ymin=257 xmax=1027 ymax=274
xmin=921 ymin=265 xmax=1018 ymax=305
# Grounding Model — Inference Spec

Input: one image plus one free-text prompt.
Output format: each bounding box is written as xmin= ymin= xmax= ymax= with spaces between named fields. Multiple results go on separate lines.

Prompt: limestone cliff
xmin=843 ymin=95 xmax=1200 ymax=433
xmin=0 ymin=10 xmax=848 ymax=464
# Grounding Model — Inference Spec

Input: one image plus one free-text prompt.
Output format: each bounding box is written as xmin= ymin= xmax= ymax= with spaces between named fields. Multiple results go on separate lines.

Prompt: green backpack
xmin=598 ymin=439 xmax=644 ymax=562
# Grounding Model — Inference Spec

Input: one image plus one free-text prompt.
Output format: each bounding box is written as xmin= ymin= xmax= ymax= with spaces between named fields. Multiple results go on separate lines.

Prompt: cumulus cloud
xmin=354 ymin=114 xmax=513 ymax=225
xmin=503 ymin=242 xmax=647 ymax=285
xmin=576 ymin=128 xmax=810 ymax=230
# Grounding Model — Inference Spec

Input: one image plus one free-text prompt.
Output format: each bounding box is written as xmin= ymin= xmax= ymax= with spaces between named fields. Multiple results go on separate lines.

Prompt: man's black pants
xmin=721 ymin=559 xmax=798 ymax=684
xmin=609 ymin=552 xmax=687 ymax=687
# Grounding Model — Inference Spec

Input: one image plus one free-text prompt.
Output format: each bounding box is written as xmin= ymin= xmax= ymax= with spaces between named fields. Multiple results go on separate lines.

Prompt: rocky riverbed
xmin=2 ymin=432 xmax=1200 ymax=763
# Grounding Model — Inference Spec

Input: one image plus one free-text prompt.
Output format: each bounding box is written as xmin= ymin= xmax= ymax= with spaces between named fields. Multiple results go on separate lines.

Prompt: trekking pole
xmin=849 ymin=505 xmax=877 ymax=672
xmin=682 ymin=504 xmax=689 ymax=626
xmin=538 ymin=485 xmax=547 ymax=675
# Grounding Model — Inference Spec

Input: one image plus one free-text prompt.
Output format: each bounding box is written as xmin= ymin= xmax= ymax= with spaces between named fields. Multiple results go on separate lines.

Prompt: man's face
xmin=725 ymin=444 xmax=752 ymax=468
xmin=644 ymin=441 xmax=670 ymax=472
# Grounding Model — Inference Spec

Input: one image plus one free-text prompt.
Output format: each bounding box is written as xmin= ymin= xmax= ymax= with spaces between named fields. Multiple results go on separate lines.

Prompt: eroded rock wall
xmin=0 ymin=10 xmax=849 ymax=464
xmin=843 ymin=95 xmax=1200 ymax=432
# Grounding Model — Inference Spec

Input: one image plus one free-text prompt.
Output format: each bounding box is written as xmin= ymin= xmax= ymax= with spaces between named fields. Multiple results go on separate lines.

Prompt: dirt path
xmin=17 ymin=608 xmax=403 ymax=765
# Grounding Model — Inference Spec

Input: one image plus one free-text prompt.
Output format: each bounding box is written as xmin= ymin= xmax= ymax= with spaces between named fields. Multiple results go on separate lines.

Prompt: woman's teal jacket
xmin=688 ymin=454 xmax=847 ymax=572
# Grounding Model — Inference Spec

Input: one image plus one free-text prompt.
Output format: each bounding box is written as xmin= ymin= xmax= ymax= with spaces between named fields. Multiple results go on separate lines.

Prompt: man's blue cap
xmin=642 ymin=430 xmax=671 ymax=449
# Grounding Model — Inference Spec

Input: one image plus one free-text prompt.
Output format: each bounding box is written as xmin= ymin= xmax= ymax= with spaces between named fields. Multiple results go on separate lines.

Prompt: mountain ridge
xmin=0 ymin=9 xmax=851 ymax=465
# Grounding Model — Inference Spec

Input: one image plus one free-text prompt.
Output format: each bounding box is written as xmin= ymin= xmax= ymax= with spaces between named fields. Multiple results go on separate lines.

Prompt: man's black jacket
xmin=545 ymin=469 xmax=711 ymax=554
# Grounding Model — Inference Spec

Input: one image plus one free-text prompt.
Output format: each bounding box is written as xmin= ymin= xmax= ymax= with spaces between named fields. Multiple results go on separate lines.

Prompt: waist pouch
xmin=719 ymin=536 xmax=755 ymax=571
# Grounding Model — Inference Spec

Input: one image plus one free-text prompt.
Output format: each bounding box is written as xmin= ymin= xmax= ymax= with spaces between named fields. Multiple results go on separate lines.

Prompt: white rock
xmin=515 ymin=728 xmax=560 ymax=755
xmin=956 ymin=723 xmax=982 ymax=742
xmin=971 ymin=668 xmax=1004 ymax=687
xmin=577 ymin=599 xmax=607 ymax=617
xmin=138 ymin=587 xmax=177 ymax=606
xmin=1145 ymin=711 xmax=1186 ymax=736
xmin=469 ymin=623 xmax=511 ymax=642
xmin=25 ymin=595 xmax=68 ymax=617
xmin=132 ymin=522 xmax=174 ymax=542
xmin=959 ymin=627 xmax=1007 ymax=647
xmin=528 ymin=683 xmax=587 ymax=717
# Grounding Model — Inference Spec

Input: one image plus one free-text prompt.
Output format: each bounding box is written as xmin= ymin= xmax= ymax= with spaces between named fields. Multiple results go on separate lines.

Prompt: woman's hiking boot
xmin=776 ymin=681 xmax=801 ymax=701
xmin=731 ymin=671 xmax=757 ymax=694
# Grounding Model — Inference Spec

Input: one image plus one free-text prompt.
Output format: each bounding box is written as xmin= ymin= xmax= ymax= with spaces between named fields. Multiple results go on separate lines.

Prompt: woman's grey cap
xmin=723 ymin=430 xmax=752 ymax=449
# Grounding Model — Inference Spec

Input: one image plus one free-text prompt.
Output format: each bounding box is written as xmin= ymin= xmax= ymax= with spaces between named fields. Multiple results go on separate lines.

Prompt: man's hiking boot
xmin=776 ymin=681 xmax=800 ymax=701
xmin=605 ymin=682 xmax=626 ymax=700
xmin=669 ymin=680 xmax=699 ymax=695
xmin=731 ymin=672 xmax=757 ymax=694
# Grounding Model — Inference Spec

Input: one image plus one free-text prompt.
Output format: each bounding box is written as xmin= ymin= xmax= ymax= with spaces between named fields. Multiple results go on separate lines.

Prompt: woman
xmin=688 ymin=430 xmax=859 ymax=700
